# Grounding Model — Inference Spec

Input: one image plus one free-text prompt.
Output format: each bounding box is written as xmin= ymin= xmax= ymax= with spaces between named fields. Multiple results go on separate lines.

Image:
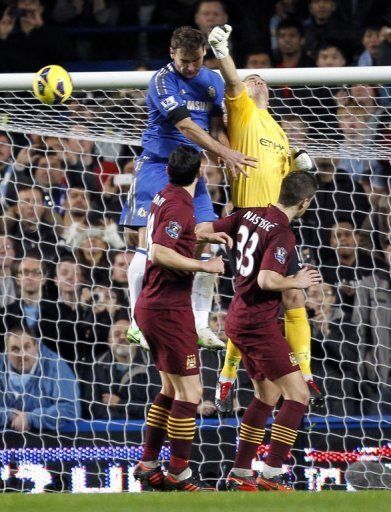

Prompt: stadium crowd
xmin=0 ymin=0 xmax=389 ymax=434
xmin=0 ymin=0 xmax=390 ymax=71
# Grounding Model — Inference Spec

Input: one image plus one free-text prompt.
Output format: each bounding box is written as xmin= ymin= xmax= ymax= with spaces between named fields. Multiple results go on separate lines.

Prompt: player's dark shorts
xmin=226 ymin=322 xmax=300 ymax=381
xmin=119 ymin=153 xmax=217 ymax=228
xmin=134 ymin=306 xmax=200 ymax=376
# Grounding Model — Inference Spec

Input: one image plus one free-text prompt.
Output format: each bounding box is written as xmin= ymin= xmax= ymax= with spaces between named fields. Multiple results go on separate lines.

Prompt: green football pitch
xmin=0 ymin=491 xmax=390 ymax=512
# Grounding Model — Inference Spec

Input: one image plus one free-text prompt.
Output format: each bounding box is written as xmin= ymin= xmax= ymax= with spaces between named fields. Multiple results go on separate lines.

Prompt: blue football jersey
xmin=142 ymin=63 xmax=225 ymax=158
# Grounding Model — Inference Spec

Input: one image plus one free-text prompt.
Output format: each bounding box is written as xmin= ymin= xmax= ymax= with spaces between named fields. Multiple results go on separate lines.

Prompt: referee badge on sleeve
xmin=274 ymin=247 xmax=287 ymax=264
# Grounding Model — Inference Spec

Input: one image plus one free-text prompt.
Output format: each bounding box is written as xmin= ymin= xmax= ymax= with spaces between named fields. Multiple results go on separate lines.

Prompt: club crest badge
xmin=186 ymin=354 xmax=197 ymax=369
xmin=207 ymin=86 xmax=216 ymax=98
xmin=137 ymin=207 xmax=148 ymax=218
xmin=165 ymin=221 xmax=182 ymax=239
xmin=274 ymin=246 xmax=287 ymax=264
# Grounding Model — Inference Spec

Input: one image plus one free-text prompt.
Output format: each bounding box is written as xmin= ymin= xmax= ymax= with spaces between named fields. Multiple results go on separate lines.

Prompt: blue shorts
xmin=119 ymin=154 xmax=217 ymax=228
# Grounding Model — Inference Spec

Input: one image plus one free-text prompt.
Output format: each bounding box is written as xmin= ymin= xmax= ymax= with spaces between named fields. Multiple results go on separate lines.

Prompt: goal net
xmin=0 ymin=68 xmax=389 ymax=493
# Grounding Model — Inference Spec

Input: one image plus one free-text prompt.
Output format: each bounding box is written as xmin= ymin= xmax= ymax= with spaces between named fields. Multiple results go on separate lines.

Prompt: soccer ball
xmin=32 ymin=65 xmax=73 ymax=105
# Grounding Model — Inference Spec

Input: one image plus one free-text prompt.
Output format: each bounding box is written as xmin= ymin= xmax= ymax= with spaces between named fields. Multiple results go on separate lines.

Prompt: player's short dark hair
xmin=276 ymin=18 xmax=304 ymax=37
xmin=171 ymin=26 xmax=206 ymax=52
xmin=195 ymin=0 xmax=228 ymax=14
xmin=315 ymin=39 xmax=348 ymax=61
xmin=167 ymin=145 xmax=201 ymax=186
xmin=278 ymin=171 xmax=318 ymax=206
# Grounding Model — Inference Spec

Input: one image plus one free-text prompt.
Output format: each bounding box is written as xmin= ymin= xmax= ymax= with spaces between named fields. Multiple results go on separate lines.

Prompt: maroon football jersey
xmin=213 ymin=205 xmax=296 ymax=332
xmin=137 ymin=183 xmax=196 ymax=310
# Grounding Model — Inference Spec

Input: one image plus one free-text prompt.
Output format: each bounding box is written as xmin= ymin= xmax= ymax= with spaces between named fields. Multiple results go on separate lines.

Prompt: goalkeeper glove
xmin=208 ymin=24 xmax=232 ymax=60
xmin=291 ymin=147 xmax=313 ymax=172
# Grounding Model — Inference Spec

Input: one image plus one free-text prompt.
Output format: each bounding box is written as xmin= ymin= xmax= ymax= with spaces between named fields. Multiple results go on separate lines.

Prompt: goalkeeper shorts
xmin=119 ymin=153 xmax=217 ymax=228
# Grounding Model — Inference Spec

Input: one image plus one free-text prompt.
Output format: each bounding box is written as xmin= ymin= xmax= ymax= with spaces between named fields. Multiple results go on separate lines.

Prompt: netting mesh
xmin=0 ymin=82 xmax=389 ymax=493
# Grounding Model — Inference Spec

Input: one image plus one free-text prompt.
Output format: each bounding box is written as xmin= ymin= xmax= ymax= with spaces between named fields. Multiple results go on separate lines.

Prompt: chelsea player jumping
xmin=121 ymin=26 xmax=256 ymax=350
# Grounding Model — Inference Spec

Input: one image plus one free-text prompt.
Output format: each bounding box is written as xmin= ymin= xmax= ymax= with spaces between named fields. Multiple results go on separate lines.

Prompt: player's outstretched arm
xmin=258 ymin=266 xmax=322 ymax=292
xmin=151 ymin=244 xmax=225 ymax=274
xmin=175 ymin=117 xmax=257 ymax=178
xmin=196 ymin=231 xmax=233 ymax=248
xmin=208 ymin=25 xmax=244 ymax=98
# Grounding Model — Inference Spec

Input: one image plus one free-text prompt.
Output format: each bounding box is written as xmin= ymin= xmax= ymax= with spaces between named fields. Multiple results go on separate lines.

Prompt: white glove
xmin=208 ymin=24 xmax=232 ymax=60
xmin=291 ymin=148 xmax=313 ymax=171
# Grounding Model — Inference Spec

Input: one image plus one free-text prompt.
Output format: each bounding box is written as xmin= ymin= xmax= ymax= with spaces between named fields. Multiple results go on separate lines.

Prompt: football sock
xmin=128 ymin=248 xmax=147 ymax=329
xmin=220 ymin=338 xmax=242 ymax=380
xmin=284 ymin=307 xmax=312 ymax=381
xmin=167 ymin=400 xmax=198 ymax=475
xmin=234 ymin=398 xmax=274 ymax=470
xmin=192 ymin=253 xmax=215 ymax=330
xmin=265 ymin=399 xmax=307 ymax=469
xmin=142 ymin=393 xmax=173 ymax=462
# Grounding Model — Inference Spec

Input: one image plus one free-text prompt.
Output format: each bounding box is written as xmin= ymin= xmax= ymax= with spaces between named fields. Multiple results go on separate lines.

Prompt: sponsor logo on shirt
xmin=186 ymin=100 xmax=213 ymax=111
xmin=186 ymin=354 xmax=197 ymax=369
xmin=259 ymin=138 xmax=286 ymax=153
xmin=165 ymin=221 xmax=182 ymax=239
xmin=274 ymin=246 xmax=287 ymax=264
xmin=161 ymin=95 xmax=179 ymax=111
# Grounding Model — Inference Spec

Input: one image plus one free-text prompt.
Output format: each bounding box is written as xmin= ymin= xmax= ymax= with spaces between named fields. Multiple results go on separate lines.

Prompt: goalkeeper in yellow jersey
xmin=207 ymin=24 xmax=323 ymax=413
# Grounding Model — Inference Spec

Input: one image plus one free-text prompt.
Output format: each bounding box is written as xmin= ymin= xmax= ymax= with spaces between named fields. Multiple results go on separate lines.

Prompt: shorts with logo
xmin=119 ymin=154 xmax=217 ymax=228
xmin=226 ymin=320 xmax=300 ymax=382
xmin=134 ymin=306 xmax=200 ymax=376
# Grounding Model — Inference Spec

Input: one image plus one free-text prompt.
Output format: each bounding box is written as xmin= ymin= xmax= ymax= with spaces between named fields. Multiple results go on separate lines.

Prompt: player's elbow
xmin=150 ymin=245 xmax=161 ymax=265
xmin=257 ymin=270 xmax=277 ymax=291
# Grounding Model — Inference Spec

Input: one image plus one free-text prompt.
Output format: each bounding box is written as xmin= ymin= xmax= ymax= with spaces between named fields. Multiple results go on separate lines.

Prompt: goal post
xmin=0 ymin=66 xmax=389 ymax=493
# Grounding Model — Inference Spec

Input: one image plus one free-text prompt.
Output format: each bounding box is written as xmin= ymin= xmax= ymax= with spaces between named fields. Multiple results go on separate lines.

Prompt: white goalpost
xmin=0 ymin=66 xmax=389 ymax=493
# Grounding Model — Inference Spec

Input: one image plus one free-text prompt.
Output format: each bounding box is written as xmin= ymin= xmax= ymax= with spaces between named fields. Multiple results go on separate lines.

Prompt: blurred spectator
xmin=0 ymin=132 xmax=20 ymax=210
xmin=315 ymin=39 xmax=347 ymax=67
xmin=203 ymin=49 xmax=219 ymax=69
xmin=203 ymin=160 xmax=228 ymax=216
xmin=303 ymin=0 xmax=355 ymax=62
xmin=0 ymin=0 xmax=72 ymax=72
xmin=44 ymin=254 xmax=85 ymax=365
xmin=0 ymin=234 xmax=16 ymax=310
xmin=0 ymin=250 xmax=57 ymax=350
xmin=194 ymin=0 xmax=228 ymax=42
xmin=31 ymin=152 xmax=66 ymax=212
xmin=74 ymin=226 xmax=110 ymax=285
xmin=377 ymin=25 xmax=391 ymax=65
xmin=101 ymin=159 xmax=134 ymax=223
xmin=301 ymin=157 xmax=370 ymax=249
xmin=335 ymin=0 xmax=391 ymax=36
xmin=321 ymin=220 xmax=385 ymax=322
xmin=357 ymin=26 xmax=381 ymax=66
xmin=109 ymin=249 xmax=133 ymax=297
xmin=352 ymin=240 xmax=391 ymax=415
xmin=270 ymin=0 xmax=308 ymax=50
xmin=306 ymin=282 xmax=360 ymax=415
xmin=280 ymin=113 xmax=310 ymax=146
xmin=0 ymin=326 xmax=80 ymax=432
xmin=52 ymin=1 xmax=120 ymax=61
xmin=244 ymin=48 xmax=273 ymax=68
xmin=90 ymin=317 xmax=159 ymax=420
xmin=60 ymin=185 xmax=92 ymax=243
xmin=52 ymin=0 xmax=120 ymax=26
xmin=63 ymin=126 xmax=100 ymax=196
xmin=275 ymin=18 xmax=315 ymax=67
xmin=9 ymin=184 xmax=58 ymax=262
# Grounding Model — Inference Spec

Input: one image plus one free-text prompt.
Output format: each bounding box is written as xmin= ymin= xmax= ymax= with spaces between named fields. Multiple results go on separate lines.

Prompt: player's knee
xmin=282 ymin=288 xmax=305 ymax=310
xmin=286 ymin=386 xmax=310 ymax=406
xmin=175 ymin=381 xmax=202 ymax=404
